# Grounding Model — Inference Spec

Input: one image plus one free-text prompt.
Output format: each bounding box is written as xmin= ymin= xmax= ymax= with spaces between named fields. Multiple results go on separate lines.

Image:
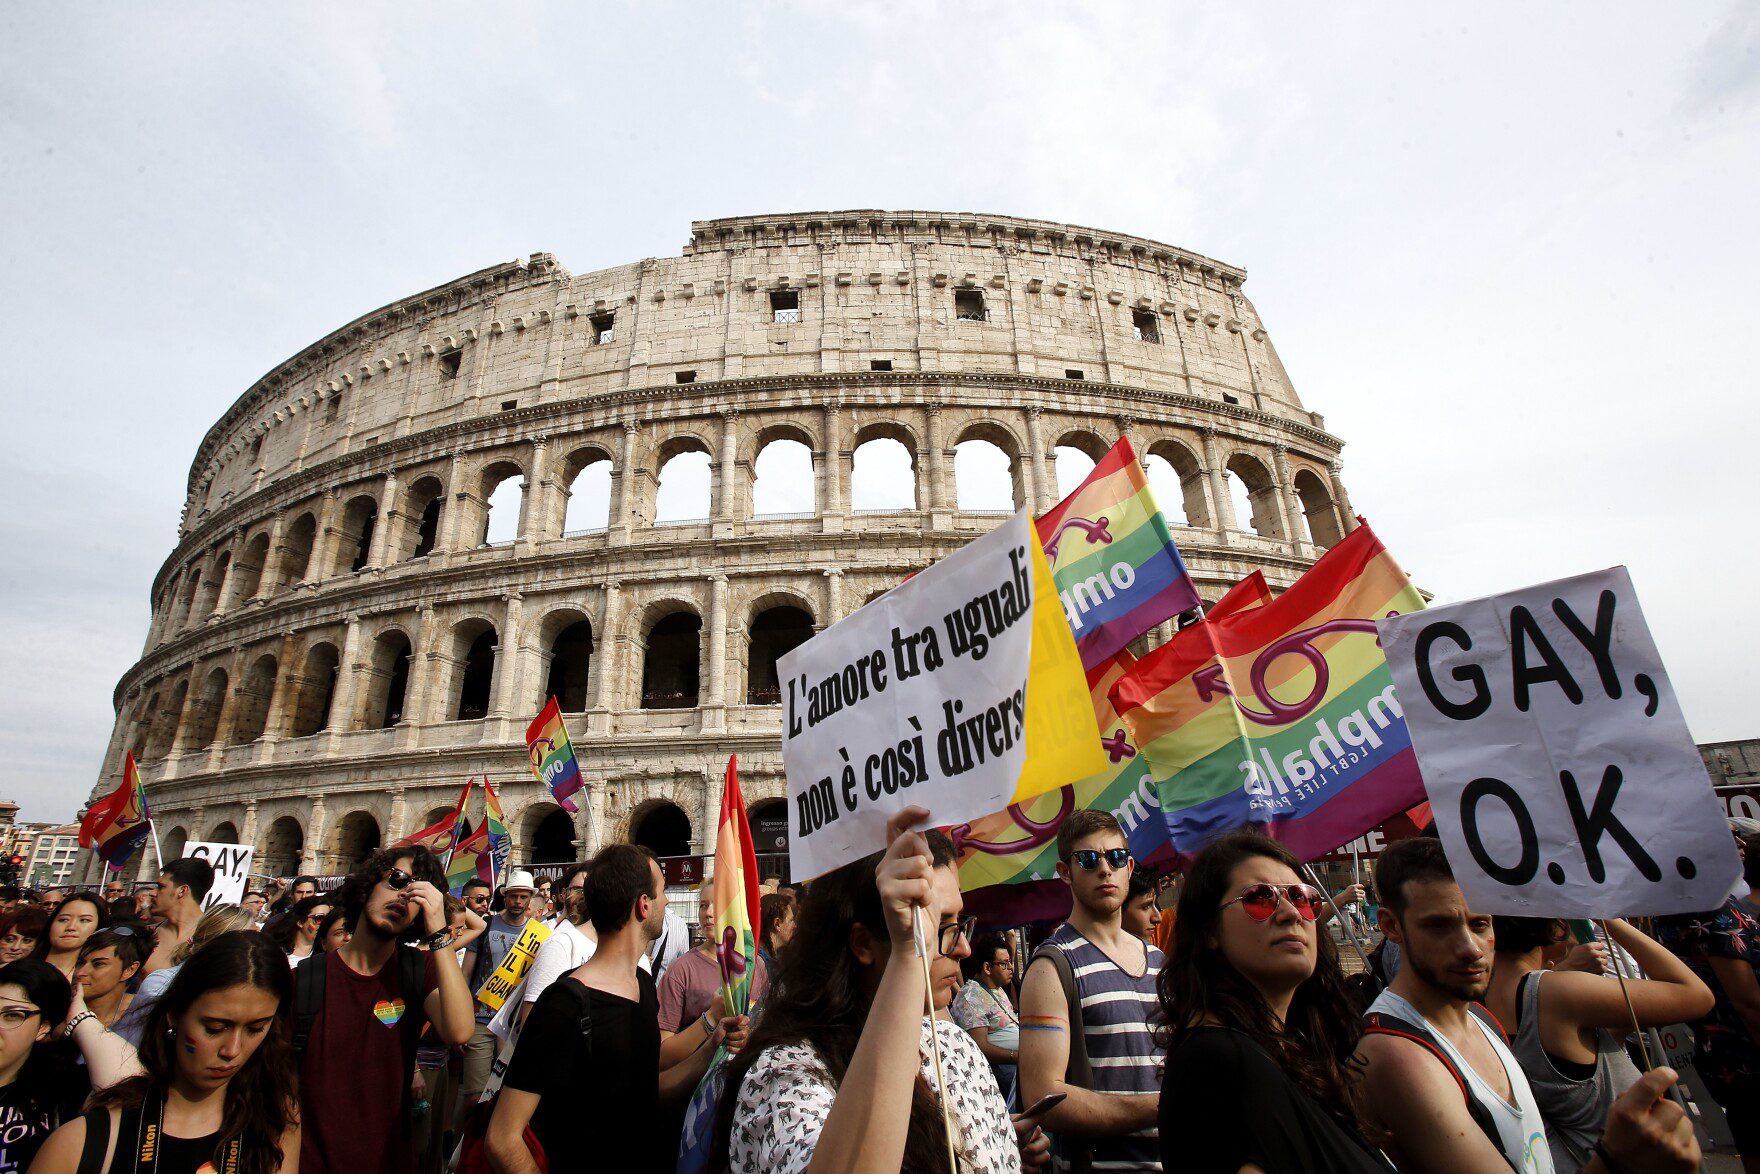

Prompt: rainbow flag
xmin=79 ymin=752 xmax=153 ymax=867
xmin=446 ymin=820 xmax=491 ymax=896
xmin=483 ymin=779 xmax=511 ymax=885
xmin=1111 ymin=522 xmax=1427 ymax=861
xmin=1208 ymin=570 xmax=1273 ymax=620
xmin=711 ymin=756 xmax=761 ymax=1024
xmin=1037 ymin=436 xmax=1200 ymax=668
xmin=395 ymin=778 xmax=475 ymax=855
xmin=526 ymin=699 xmax=584 ymax=814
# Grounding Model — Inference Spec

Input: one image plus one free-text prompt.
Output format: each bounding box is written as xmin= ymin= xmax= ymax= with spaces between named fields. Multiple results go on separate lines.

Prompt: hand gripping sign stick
xmin=912 ymin=904 xmax=961 ymax=1172
xmin=1302 ymin=864 xmax=1374 ymax=976
xmin=1600 ymin=919 xmax=1657 ymax=1072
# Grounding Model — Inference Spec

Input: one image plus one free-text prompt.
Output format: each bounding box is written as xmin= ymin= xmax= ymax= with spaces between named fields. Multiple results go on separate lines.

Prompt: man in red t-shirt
xmin=298 ymin=845 xmax=475 ymax=1173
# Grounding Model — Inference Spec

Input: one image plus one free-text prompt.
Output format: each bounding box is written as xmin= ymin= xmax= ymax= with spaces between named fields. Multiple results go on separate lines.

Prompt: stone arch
xmin=333 ymin=494 xmax=378 ymax=575
xmin=162 ymin=826 xmax=189 ymax=861
xmin=540 ymin=610 xmax=595 ymax=714
xmin=207 ymin=820 xmax=240 ymax=845
xmin=331 ymin=810 xmax=381 ymax=872
xmin=228 ymin=532 xmax=271 ymax=606
xmin=1144 ymin=438 xmax=1208 ymax=527
xmin=144 ymin=677 xmax=188 ymax=760
xmin=521 ymin=802 xmax=578 ymax=865
xmin=1293 ymin=468 xmax=1343 ymax=548
xmin=361 ymin=628 xmax=413 ymax=729
xmin=747 ymin=797 xmax=790 ymax=861
xmin=450 ymin=618 xmax=499 ymax=721
xmin=751 ymin=430 xmax=817 ymax=518
xmin=1225 ymin=451 xmax=1284 ymax=539
xmin=746 ymin=603 xmax=815 ymax=705
xmin=953 ymin=421 xmax=1024 ymax=512
xmin=260 ymin=816 xmax=304 ymax=877
xmin=178 ymin=563 xmax=206 ymax=629
xmin=629 ymin=799 xmax=692 ymax=858
xmin=640 ymin=602 xmax=702 ymax=710
xmin=850 ymin=421 xmax=919 ymax=512
xmin=182 ymin=667 xmax=229 ymax=749
xmin=397 ymin=476 xmax=447 ymax=562
xmin=228 ymin=653 xmax=279 ymax=744
xmin=129 ymin=692 xmax=160 ymax=758
xmin=274 ymin=512 xmax=318 ymax=592
xmin=558 ymin=443 xmax=615 ymax=537
xmin=475 ymin=459 xmax=527 ymax=547
xmin=193 ymin=550 xmax=230 ymax=619
xmin=652 ymin=434 xmax=713 ymax=525
xmin=1052 ymin=428 xmax=1111 ymax=500
xmin=288 ymin=641 xmax=341 ymax=738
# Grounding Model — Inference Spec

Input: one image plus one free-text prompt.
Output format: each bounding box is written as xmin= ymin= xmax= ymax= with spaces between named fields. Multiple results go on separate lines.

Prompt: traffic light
xmin=0 ymin=855 xmax=22 ymax=886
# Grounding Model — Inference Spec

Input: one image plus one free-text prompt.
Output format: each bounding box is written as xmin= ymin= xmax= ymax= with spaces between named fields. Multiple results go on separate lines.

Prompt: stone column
xmin=587 ymin=583 xmax=622 ymax=731
xmin=404 ymin=603 xmax=440 ymax=725
xmin=301 ymin=795 xmax=327 ymax=874
xmin=242 ymin=800 xmax=260 ymax=854
xmin=519 ymin=437 xmax=551 ymax=549
xmin=1026 ymin=406 xmax=1052 ymax=513
xmin=1116 ymin=414 xmax=1142 ymax=464
xmin=490 ymin=593 xmax=525 ymax=720
xmin=924 ymin=403 xmax=949 ymax=514
xmin=1201 ymin=429 xmax=1237 ymax=532
xmin=1329 ymin=460 xmax=1358 ymax=534
xmin=258 ymin=634 xmax=302 ymax=743
xmin=715 ymin=411 xmax=740 ymax=525
xmin=609 ymin=422 xmax=639 ymax=543
xmin=820 ymin=405 xmax=845 ymax=528
xmin=702 ymin=574 xmax=728 ymax=732
xmin=366 ymin=472 xmax=401 ymax=568
xmin=251 ymin=516 xmax=286 ymax=602
xmin=1271 ymin=445 xmax=1304 ymax=546
xmin=305 ymin=490 xmax=340 ymax=587
xmin=324 ymin=619 xmax=366 ymax=746
xmin=823 ymin=567 xmax=845 ymax=625
xmin=387 ymin=788 xmax=408 ymax=846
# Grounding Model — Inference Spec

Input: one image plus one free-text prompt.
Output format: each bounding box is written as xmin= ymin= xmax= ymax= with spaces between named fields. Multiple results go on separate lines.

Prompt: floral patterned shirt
xmin=1654 ymin=898 xmax=1760 ymax=1087
xmin=952 ymin=979 xmax=1019 ymax=1035
xmin=729 ymin=1016 xmax=1022 ymax=1174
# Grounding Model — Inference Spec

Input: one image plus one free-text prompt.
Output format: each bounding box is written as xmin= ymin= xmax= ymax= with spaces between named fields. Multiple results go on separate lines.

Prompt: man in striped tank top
xmin=1020 ymin=810 xmax=1163 ymax=1172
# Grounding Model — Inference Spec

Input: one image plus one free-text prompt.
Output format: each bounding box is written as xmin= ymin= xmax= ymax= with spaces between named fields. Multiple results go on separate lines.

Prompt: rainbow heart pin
xmin=373 ymin=998 xmax=405 ymax=1027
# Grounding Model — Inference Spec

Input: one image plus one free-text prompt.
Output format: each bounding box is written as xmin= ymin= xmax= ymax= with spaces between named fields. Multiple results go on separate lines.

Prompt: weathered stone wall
xmin=86 ymin=211 xmax=1359 ymax=881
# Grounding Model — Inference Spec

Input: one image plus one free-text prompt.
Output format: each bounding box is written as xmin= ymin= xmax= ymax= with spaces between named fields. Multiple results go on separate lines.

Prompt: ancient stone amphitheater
xmin=82 ymin=211 xmax=1360 ymax=885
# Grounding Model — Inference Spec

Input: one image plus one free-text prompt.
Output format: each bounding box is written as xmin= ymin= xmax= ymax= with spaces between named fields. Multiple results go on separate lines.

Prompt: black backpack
xmin=1360 ymin=1002 xmax=1516 ymax=1170
xmin=292 ymin=949 xmax=430 ymax=1135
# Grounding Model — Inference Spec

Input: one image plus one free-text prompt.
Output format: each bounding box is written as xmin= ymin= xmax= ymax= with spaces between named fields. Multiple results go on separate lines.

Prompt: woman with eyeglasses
xmin=32 ymin=893 xmax=109 ymax=979
xmin=113 ymin=906 xmax=255 ymax=1049
xmin=0 ymin=958 xmax=145 ymax=1171
xmin=1158 ymin=831 xmax=1392 ymax=1172
xmin=715 ymin=807 xmax=1044 ymax=1173
xmin=31 ymin=931 xmax=300 ymax=1174
xmin=0 ymin=906 xmax=48 ymax=965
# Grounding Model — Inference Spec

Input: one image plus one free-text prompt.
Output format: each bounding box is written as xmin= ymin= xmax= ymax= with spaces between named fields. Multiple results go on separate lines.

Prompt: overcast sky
xmin=3 ymin=3 xmax=1755 ymax=823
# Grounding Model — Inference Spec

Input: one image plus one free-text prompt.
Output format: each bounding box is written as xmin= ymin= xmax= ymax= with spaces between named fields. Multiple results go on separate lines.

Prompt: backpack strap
xmin=292 ymin=951 xmax=328 ymax=1058
xmin=395 ymin=947 xmax=432 ymax=1138
xmin=1029 ymin=941 xmax=1093 ymax=1174
xmin=1361 ymin=1007 xmax=1512 ymax=1167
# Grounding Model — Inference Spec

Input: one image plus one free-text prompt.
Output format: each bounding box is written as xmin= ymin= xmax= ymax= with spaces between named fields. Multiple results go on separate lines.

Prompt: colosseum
xmin=79 ymin=210 xmax=1360 ymax=887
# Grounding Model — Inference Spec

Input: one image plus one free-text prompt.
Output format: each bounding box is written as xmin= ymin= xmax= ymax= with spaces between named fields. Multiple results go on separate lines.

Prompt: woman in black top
xmin=1158 ymin=832 xmax=1390 ymax=1173
xmin=31 ymin=932 xmax=299 ymax=1174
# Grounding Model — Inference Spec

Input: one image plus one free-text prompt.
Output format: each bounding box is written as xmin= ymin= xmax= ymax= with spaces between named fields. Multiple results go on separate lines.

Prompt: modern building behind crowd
xmin=83 ymin=210 xmax=1377 ymax=885
xmin=27 ymin=822 xmax=80 ymax=888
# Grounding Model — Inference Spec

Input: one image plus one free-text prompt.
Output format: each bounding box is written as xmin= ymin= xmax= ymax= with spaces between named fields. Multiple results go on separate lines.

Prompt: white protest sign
xmin=182 ymin=841 xmax=255 ymax=909
xmin=1379 ymin=567 xmax=1739 ymax=917
xmin=779 ymin=510 xmax=1102 ymax=880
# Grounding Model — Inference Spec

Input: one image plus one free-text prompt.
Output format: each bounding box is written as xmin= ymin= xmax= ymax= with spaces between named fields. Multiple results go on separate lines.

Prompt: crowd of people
xmin=0 ymin=811 xmax=1751 ymax=1172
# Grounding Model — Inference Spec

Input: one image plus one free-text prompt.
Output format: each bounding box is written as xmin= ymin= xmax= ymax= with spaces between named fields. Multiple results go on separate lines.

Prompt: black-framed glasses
xmin=383 ymin=869 xmax=414 ymax=892
xmin=938 ymin=915 xmax=977 ymax=955
xmin=1220 ymin=883 xmax=1324 ymax=923
xmin=1066 ymin=848 xmax=1132 ymax=872
xmin=0 ymin=1007 xmax=40 ymax=1030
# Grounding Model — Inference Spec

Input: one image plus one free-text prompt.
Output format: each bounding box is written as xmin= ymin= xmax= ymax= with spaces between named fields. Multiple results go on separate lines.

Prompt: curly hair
xmin=90 ymin=932 xmax=298 ymax=1174
xmin=1158 ymin=831 xmax=1377 ymax=1146
xmin=332 ymin=845 xmax=444 ymax=944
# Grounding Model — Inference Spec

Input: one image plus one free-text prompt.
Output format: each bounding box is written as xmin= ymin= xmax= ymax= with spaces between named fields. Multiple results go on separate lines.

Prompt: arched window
xmin=1053 ymin=445 xmax=1099 ymax=499
xmin=954 ymin=438 xmax=1016 ymax=512
xmin=545 ymin=620 xmax=594 ymax=713
xmin=179 ymin=571 xmax=204 ymax=630
xmin=144 ymin=678 xmax=188 ymax=760
xmin=632 ymin=802 xmax=691 ymax=858
xmin=399 ymin=477 xmax=445 ymax=562
xmin=162 ymin=827 xmax=189 ymax=861
xmin=333 ymin=812 xmax=381 ymax=871
xmin=363 ymin=631 xmax=412 ymax=730
xmin=747 ymin=606 xmax=814 ymax=704
xmin=276 ymin=513 xmax=317 ymax=592
xmin=752 ymin=438 xmax=816 ymax=517
xmin=130 ymin=694 xmax=159 ymax=758
xmin=1225 ymin=454 xmax=1284 ymax=539
xmin=641 ymin=612 xmax=701 ymax=709
xmin=1146 ymin=442 xmax=1210 ymax=527
xmin=453 ymin=622 xmax=498 ymax=721
xmin=228 ymin=654 xmax=279 ymax=744
xmin=208 ymin=821 xmax=240 ymax=845
xmin=480 ymin=463 xmax=525 ymax=546
xmin=229 ymin=533 xmax=271 ymax=605
xmin=747 ymin=798 xmax=790 ymax=866
xmin=1293 ymin=469 xmax=1343 ymax=548
xmin=289 ymin=643 xmax=340 ymax=738
xmin=334 ymin=496 xmax=378 ymax=575
xmin=261 ymin=816 xmax=304 ymax=877
xmin=183 ymin=668 xmax=229 ymax=749
xmin=562 ymin=450 xmax=613 ymax=535
xmin=655 ymin=447 xmax=712 ymax=524
xmin=194 ymin=551 xmax=229 ymax=619
xmin=526 ymin=806 xmax=578 ymax=865
xmin=850 ymin=436 xmax=917 ymax=512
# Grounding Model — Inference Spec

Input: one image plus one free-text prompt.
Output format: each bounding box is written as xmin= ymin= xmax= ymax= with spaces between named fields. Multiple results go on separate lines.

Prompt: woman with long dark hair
xmin=0 ymin=906 xmax=48 ymax=964
xmin=715 ymin=808 xmax=1032 ymax=1174
xmin=1158 ymin=831 xmax=1390 ymax=1172
xmin=32 ymin=894 xmax=108 ymax=979
xmin=31 ymin=932 xmax=300 ymax=1174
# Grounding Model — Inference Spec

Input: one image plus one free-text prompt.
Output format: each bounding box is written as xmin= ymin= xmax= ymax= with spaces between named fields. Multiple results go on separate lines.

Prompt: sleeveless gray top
xmin=1508 ymin=970 xmax=1639 ymax=1173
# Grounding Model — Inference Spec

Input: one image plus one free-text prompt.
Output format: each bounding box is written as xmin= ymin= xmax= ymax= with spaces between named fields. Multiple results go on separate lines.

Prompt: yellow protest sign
xmin=474 ymin=919 xmax=552 ymax=1012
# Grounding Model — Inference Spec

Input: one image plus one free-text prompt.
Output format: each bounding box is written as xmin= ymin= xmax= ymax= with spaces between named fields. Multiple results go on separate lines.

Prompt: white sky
xmin=3 ymin=3 xmax=1755 ymax=822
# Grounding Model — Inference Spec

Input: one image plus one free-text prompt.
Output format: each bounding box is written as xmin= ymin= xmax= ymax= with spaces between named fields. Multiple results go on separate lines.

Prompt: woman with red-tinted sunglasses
xmin=1157 ymin=831 xmax=1392 ymax=1172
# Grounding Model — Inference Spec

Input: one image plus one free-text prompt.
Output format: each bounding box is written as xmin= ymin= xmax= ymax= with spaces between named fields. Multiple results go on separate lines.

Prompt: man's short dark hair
xmin=334 ymin=846 xmax=444 ymax=941
xmin=79 ymin=925 xmax=150 ymax=975
xmin=1056 ymin=809 xmax=1124 ymax=860
xmin=973 ymin=932 xmax=1009 ymax=965
xmin=161 ymin=858 xmax=216 ymax=904
xmin=460 ymin=877 xmax=490 ymax=896
xmin=1375 ymin=836 xmax=1456 ymax=919
xmin=292 ymin=875 xmax=318 ymax=889
xmin=583 ymin=844 xmax=658 ymax=936
xmin=1127 ymin=866 xmax=1157 ymax=901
